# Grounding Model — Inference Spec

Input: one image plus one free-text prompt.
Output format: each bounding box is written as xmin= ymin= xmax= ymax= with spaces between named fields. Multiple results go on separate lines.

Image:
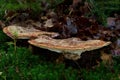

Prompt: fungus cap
xmin=28 ymin=35 xmax=111 ymax=60
xmin=3 ymin=25 xmax=59 ymax=39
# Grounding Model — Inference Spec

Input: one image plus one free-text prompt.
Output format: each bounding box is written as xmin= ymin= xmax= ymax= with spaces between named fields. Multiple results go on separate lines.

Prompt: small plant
xmin=0 ymin=72 xmax=6 ymax=80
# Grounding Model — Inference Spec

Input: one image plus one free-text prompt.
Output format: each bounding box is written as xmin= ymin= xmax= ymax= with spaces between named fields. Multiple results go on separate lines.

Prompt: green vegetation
xmin=81 ymin=62 xmax=120 ymax=80
xmin=94 ymin=0 xmax=120 ymax=16
xmin=87 ymin=0 xmax=120 ymax=25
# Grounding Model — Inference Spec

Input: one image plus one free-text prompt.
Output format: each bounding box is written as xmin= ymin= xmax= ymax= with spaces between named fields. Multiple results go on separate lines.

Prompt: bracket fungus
xmin=3 ymin=25 xmax=59 ymax=39
xmin=3 ymin=25 xmax=112 ymax=63
xmin=28 ymin=35 xmax=111 ymax=60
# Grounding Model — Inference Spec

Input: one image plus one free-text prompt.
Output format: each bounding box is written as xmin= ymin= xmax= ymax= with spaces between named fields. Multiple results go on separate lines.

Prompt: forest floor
xmin=0 ymin=0 xmax=120 ymax=80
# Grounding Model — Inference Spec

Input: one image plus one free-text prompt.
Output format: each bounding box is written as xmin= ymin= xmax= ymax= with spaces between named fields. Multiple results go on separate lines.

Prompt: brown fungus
xmin=28 ymin=35 xmax=111 ymax=60
xmin=3 ymin=25 xmax=59 ymax=39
